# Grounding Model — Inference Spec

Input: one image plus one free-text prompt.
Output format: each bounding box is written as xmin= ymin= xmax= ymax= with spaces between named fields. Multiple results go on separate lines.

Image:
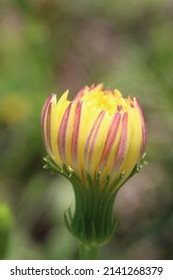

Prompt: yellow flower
xmin=41 ymin=84 xmax=146 ymax=190
xmin=41 ymin=84 xmax=146 ymax=247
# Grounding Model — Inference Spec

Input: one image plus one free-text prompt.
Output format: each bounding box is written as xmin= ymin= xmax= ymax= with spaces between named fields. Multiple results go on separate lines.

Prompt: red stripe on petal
xmin=41 ymin=94 xmax=55 ymax=151
xmin=41 ymin=94 xmax=55 ymax=140
xmin=58 ymin=103 xmax=72 ymax=163
xmin=117 ymin=105 xmax=122 ymax=112
xmin=99 ymin=112 xmax=121 ymax=170
xmin=73 ymin=86 xmax=87 ymax=102
xmin=112 ymin=112 xmax=128 ymax=173
xmin=71 ymin=102 xmax=82 ymax=163
xmin=135 ymin=98 xmax=146 ymax=159
xmin=85 ymin=111 xmax=105 ymax=166
xmin=130 ymin=102 xmax=134 ymax=108
xmin=84 ymin=111 xmax=104 ymax=162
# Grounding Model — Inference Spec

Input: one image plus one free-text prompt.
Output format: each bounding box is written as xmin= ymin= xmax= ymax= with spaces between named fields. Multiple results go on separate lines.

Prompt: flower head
xmin=41 ymin=84 xmax=146 ymax=189
xmin=41 ymin=84 xmax=146 ymax=246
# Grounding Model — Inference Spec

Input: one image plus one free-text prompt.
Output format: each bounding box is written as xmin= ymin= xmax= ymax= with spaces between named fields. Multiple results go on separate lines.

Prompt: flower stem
xmin=79 ymin=243 xmax=100 ymax=260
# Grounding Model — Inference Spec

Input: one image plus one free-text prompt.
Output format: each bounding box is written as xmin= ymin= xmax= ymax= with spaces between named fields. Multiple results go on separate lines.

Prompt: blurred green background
xmin=0 ymin=0 xmax=173 ymax=260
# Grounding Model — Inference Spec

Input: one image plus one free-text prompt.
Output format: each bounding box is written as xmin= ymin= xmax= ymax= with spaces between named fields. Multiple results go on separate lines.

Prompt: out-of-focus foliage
xmin=0 ymin=0 xmax=173 ymax=259
xmin=0 ymin=201 xmax=13 ymax=259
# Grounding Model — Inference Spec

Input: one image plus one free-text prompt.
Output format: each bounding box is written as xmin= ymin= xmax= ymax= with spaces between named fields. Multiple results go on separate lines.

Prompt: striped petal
xmin=111 ymin=112 xmax=128 ymax=176
xmin=99 ymin=112 xmax=121 ymax=171
xmin=84 ymin=110 xmax=106 ymax=177
xmin=134 ymin=98 xmax=147 ymax=160
xmin=71 ymin=101 xmax=83 ymax=165
xmin=41 ymin=94 xmax=56 ymax=156
xmin=58 ymin=103 xmax=73 ymax=164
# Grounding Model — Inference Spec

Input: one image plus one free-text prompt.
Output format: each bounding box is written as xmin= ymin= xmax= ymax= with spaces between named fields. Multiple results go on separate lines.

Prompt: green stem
xmin=79 ymin=243 xmax=100 ymax=260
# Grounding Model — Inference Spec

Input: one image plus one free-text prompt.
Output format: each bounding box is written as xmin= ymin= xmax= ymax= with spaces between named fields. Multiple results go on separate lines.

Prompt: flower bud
xmin=41 ymin=84 xmax=146 ymax=246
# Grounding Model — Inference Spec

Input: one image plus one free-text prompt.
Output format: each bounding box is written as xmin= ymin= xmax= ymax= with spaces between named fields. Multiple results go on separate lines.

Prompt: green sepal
xmin=43 ymin=153 xmax=147 ymax=248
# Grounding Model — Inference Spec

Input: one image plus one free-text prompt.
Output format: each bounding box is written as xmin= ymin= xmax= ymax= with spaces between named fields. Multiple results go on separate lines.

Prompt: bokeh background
xmin=0 ymin=0 xmax=173 ymax=260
